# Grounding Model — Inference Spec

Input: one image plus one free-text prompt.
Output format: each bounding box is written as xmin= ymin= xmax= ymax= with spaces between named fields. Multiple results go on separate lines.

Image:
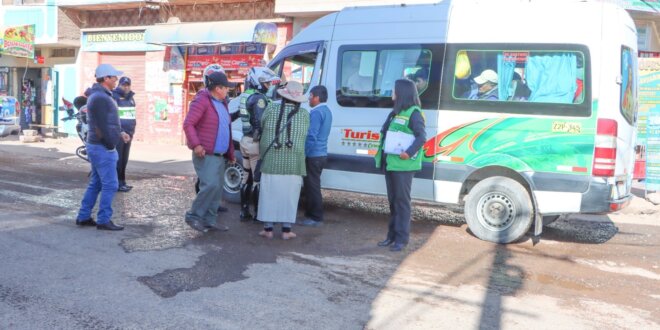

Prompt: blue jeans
xmin=77 ymin=143 xmax=119 ymax=224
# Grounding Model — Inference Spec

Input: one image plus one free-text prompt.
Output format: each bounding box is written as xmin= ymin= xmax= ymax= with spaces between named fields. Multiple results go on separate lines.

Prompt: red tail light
xmin=592 ymin=119 xmax=617 ymax=177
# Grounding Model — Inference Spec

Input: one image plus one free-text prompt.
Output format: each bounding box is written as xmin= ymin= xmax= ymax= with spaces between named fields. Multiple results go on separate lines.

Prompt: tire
xmin=464 ymin=176 xmax=534 ymax=243
xmin=223 ymin=150 xmax=245 ymax=204
xmin=76 ymin=145 xmax=89 ymax=162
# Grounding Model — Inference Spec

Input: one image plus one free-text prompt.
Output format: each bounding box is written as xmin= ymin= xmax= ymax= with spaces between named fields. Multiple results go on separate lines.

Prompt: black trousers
xmin=116 ymin=139 xmax=132 ymax=185
xmin=303 ymin=156 xmax=327 ymax=222
xmin=384 ymin=170 xmax=414 ymax=245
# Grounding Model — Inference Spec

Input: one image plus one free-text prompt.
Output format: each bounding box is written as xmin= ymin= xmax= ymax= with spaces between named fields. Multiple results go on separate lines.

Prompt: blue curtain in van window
xmin=525 ymin=53 xmax=577 ymax=103
xmin=497 ymin=54 xmax=516 ymax=100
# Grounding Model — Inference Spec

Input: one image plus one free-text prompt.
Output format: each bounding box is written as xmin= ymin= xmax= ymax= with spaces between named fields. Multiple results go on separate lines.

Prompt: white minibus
xmin=226 ymin=0 xmax=638 ymax=243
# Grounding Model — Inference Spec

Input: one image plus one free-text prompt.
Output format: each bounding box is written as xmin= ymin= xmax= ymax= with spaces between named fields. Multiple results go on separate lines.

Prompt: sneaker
xmin=185 ymin=219 xmax=208 ymax=233
xmin=204 ymin=224 xmax=229 ymax=232
xmin=300 ymin=219 xmax=322 ymax=227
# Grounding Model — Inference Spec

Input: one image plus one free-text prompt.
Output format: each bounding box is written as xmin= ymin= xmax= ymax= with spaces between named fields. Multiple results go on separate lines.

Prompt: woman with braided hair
xmin=257 ymin=81 xmax=310 ymax=240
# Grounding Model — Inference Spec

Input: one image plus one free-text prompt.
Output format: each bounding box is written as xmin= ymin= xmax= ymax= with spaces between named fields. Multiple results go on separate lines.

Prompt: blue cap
xmin=119 ymin=77 xmax=131 ymax=86
xmin=95 ymin=64 xmax=123 ymax=78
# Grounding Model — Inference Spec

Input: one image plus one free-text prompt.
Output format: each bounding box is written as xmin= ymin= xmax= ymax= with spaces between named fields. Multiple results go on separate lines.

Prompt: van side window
xmin=620 ymin=46 xmax=637 ymax=125
xmin=275 ymin=52 xmax=318 ymax=93
xmin=441 ymin=44 xmax=591 ymax=117
xmin=337 ymin=44 xmax=442 ymax=109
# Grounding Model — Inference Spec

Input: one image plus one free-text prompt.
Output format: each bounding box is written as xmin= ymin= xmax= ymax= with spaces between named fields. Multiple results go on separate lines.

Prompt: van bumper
xmin=579 ymin=177 xmax=632 ymax=213
xmin=525 ymin=172 xmax=632 ymax=214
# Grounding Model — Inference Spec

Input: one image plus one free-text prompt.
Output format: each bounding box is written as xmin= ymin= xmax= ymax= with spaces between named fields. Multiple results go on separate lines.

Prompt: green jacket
xmin=375 ymin=105 xmax=424 ymax=171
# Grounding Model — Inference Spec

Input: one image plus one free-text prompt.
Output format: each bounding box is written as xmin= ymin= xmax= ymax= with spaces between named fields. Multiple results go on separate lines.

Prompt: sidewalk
xmin=0 ymin=135 xmax=194 ymax=176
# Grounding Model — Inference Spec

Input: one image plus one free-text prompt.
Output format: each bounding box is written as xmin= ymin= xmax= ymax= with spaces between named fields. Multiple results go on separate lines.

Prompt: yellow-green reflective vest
xmin=375 ymin=105 xmax=424 ymax=172
xmin=238 ymin=89 xmax=257 ymax=135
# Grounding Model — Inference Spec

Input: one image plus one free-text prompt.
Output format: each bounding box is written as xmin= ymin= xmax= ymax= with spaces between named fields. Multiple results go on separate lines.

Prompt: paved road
xmin=0 ymin=140 xmax=658 ymax=329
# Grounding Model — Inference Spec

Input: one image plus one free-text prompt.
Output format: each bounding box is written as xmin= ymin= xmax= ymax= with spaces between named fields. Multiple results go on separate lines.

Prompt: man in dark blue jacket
xmin=75 ymin=64 xmax=130 ymax=231
xmin=112 ymin=76 xmax=137 ymax=192
xmin=300 ymin=85 xmax=333 ymax=227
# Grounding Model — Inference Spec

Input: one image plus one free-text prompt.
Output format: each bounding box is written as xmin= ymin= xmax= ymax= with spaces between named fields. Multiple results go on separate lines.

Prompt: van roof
xmin=289 ymin=0 xmax=633 ymax=45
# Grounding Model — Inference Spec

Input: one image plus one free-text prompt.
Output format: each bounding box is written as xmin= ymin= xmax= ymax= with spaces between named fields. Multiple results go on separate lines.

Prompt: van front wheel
xmin=464 ymin=176 xmax=533 ymax=243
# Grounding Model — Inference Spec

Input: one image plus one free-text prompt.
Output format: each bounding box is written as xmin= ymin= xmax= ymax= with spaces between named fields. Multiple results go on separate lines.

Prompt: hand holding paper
xmin=384 ymin=130 xmax=415 ymax=155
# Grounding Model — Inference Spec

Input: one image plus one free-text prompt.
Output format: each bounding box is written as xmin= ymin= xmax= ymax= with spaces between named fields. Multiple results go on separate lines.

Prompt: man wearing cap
xmin=183 ymin=70 xmax=236 ymax=233
xmin=75 ymin=64 xmax=131 ymax=231
xmin=469 ymin=69 xmax=499 ymax=101
xmin=112 ymin=76 xmax=137 ymax=192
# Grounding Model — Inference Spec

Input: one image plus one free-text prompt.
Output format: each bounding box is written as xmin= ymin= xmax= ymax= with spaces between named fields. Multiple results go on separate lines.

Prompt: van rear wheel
xmin=464 ymin=176 xmax=533 ymax=243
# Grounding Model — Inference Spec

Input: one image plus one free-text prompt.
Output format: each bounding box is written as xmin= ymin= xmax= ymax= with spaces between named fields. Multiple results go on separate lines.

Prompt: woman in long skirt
xmin=257 ymin=81 xmax=310 ymax=239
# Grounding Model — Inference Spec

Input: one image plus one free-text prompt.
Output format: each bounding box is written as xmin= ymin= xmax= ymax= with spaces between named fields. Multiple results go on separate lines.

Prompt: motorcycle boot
xmin=251 ymin=182 xmax=261 ymax=223
xmin=239 ymin=183 xmax=253 ymax=221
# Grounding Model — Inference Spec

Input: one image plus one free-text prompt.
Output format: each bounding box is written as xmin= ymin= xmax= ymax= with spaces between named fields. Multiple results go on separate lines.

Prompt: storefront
xmin=145 ymin=19 xmax=290 ymax=144
xmin=80 ymin=28 xmax=191 ymax=144
xmin=1 ymin=3 xmax=80 ymax=136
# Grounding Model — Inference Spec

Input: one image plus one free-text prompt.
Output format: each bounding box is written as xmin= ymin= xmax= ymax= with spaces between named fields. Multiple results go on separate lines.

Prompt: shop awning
xmin=144 ymin=20 xmax=281 ymax=46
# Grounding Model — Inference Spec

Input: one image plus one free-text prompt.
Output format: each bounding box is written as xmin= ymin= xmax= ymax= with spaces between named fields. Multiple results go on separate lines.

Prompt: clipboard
xmin=384 ymin=130 xmax=415 ymax=155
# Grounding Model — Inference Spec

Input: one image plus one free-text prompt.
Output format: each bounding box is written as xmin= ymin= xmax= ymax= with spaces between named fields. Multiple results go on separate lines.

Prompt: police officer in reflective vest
xmin=112 ymin=76 xmax=137 ymax=192
xmin=238 ymin=67 xmax=281 ymax=220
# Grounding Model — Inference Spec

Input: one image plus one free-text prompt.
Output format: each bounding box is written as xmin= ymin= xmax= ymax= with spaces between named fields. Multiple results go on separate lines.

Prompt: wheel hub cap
xmin=477 ymin=192 xmax=515 ymax=232
xmin=224 ymin=164 xmax=243 ymax=193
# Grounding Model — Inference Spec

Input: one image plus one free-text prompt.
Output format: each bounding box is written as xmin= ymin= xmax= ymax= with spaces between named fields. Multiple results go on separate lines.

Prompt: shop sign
xmin=186 ymin=54 xmax=263 ymax=71
xmin=0 ymin=25 xmax=35 ymax=59
xmin=252 ymin=22 xmax=278 ymax=45
xmin=82 ymin=30 xmax=163 ymax=52
xmin=86 ymin=31 xmax=144 ymax=43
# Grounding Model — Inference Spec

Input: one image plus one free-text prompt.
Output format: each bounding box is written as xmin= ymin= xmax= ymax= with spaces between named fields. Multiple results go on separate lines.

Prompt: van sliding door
xmin=323 ymin=44 xmax=444 ymax=200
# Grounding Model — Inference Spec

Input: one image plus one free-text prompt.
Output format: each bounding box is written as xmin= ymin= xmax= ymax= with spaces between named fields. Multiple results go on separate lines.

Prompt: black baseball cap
xmin=206 ymin=71 xmax=236 ymax=89
xmin=119 ymin=77 xmax=131 ymax=86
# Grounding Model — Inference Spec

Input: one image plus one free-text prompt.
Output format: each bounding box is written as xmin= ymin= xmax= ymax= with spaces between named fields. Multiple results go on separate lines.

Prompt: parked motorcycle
xmin=61 ymin=97 xmax=89 ymax=162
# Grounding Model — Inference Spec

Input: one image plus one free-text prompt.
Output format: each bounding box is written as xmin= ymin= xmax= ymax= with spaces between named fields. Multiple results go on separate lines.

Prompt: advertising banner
xmin=0 ymin=25 xmax=35 ymax=59
xmin=252 ymin=22 xmax=277 ymax=45
xmin=640 ymin=59 xmax=660 ymax=191
xmin=186 ymin=54 xmax=263 ymax=72
xmin=647 ymin=106 xmax=660 ymax=191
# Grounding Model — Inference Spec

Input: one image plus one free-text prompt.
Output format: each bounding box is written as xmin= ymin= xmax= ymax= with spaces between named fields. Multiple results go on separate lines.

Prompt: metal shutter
xmin=100 ymin=52 xmax=146 ymax=139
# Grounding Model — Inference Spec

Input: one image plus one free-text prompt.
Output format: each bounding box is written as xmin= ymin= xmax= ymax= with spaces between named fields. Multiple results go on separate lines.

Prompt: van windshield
xmin=274 ymin=52 xmax=318 ymax=93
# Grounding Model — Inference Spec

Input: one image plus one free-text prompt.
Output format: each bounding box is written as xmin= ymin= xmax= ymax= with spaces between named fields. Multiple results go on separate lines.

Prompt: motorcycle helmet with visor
xmin=203 ymin=64 xmax=226 ymax=88
xmin=246 ymin=67 xmax=281 ymax=93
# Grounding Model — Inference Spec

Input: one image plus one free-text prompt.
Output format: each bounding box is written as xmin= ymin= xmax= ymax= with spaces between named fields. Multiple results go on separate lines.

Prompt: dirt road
xmin=1 ymin=139 xmax=658 ymax=329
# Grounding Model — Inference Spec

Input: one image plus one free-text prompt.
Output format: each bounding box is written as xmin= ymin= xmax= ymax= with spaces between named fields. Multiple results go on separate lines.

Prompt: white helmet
xmin=203 ymin=64 xmax=225 ymax=87
xmin=246 ymin=67 xmax=281 ymax=93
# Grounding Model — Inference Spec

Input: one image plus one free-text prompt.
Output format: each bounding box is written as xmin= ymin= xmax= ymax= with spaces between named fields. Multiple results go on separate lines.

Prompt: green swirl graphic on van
xmin=422 ymin=117 xmax=596 ymax=174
